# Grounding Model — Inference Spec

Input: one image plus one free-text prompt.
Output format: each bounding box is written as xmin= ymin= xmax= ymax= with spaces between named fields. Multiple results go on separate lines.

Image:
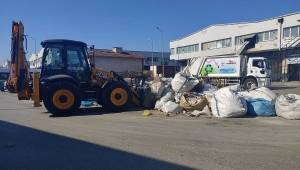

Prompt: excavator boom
xmin=7 ymin=21 xmax=30 ymax=100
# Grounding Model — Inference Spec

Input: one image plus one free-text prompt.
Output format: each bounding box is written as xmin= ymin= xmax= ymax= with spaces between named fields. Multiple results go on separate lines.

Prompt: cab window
xmin=252 ymin=59 xmax=264 ymax=68
xmin=43 ymin=45 xmax=63 ymax=70
xmin=67 ymin=46 xmax=87 ymax=69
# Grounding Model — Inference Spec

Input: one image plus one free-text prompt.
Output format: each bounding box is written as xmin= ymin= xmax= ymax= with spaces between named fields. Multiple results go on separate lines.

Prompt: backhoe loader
xmin=6 ymin=21 xmax=149 ymax=116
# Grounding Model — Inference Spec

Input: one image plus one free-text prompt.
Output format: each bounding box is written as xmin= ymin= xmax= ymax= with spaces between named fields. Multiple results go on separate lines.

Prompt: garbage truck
xmin=188 ymin=55 xmax=272 ymax=89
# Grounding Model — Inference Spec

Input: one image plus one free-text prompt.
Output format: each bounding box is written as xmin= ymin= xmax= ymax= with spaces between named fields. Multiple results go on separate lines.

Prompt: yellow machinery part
xmin=32 ymin=72 xmax=41 ymax=107
xmin=52 ymin=90 xmax=75 ymax=109
xmin=110 ymin=88 xmax=128 ymax=106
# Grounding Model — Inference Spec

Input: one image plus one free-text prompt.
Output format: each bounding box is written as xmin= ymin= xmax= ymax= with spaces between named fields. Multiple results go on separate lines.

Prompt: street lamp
xmin=156 ymin=26 xmax=164 ymax=77
xmin=25 ymin=35 xmax=37 ymax=67
xmin=148 ymin=39 xmax=154 ymax=77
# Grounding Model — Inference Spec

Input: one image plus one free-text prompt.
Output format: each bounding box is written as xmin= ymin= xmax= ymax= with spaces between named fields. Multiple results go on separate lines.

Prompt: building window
xmin=195 ymin=44 xmax=199 ymax=51
xmin=202 ymin=38 xmax=231 ymax=51
xmin=283 ymin=26 xmax=300 ymax=38
xmin=256 ymin=30 xmax=278 ymax=43
xmin=171 ymin=48 xmax=175 ymax=55
xmin=176 ymin=44 xmax=199 ymax=54
xmin=270 ymin=30 xmax=278 ymax=40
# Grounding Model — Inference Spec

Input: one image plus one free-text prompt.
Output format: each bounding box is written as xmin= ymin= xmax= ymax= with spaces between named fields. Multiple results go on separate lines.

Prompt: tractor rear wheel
xmin=101 ymin=82 xmax=132 ymax=112
xmin=43 ymin=81 xmax=82 ymax=116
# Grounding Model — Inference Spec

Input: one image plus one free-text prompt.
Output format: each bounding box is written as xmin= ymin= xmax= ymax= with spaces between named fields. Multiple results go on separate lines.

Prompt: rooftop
xmin=171 ymin=11 xmax=300 ymax=42
xmin=89 ymin=50 xmax=147 ymax=59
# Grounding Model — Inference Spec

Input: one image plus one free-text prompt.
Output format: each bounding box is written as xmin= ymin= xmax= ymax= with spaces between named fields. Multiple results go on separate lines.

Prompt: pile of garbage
xmin=143 ymin=70 xmax=300 ymax=120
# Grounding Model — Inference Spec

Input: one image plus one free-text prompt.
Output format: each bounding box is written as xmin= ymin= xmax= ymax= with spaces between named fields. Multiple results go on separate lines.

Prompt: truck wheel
xmin=243 ymin=78 xmax=257 ymax=89
xmin=43 ymin=81 xmax=82 ymax=116
xmin=101 ymin=82 xmax=133 ymax=112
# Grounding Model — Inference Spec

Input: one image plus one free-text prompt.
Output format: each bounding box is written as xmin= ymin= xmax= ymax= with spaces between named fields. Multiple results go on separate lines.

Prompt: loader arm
xmin=6 ymin=21 xmax=31 ymax=100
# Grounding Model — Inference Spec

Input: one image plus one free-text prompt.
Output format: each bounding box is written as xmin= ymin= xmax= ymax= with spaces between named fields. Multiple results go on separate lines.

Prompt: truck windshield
xmin=264 ymin=59 xmax=271 ymax=69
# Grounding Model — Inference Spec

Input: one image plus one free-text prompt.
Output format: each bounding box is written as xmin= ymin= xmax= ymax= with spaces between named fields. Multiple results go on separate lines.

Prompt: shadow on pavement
xmin=269 ymin=86 xmax=297 ymax=90
xmin=43 ymin=104 xmax=145 ymax=117
xmin=0 ymin=120 xmax=193 ymax=170
xmin=47 ymin=106 xmax=145 ymax=117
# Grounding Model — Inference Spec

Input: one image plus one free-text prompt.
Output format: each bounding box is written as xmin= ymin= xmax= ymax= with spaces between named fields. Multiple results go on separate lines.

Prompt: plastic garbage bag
xmin=154 ymin=100 xmax=167 ymax=110
xmin=206 ymin=88 xmax=247 ymax=118
xmin=151 ymin=82 xmax=165 ymax=99
xmin=246 ymin=98 xmax=275 ymax=117
xmin=202 ymin=83 xmax=217 ymax=94
xmin=160 ymin=91 xmax=174 ymax=103
xmin=190 ymin=105 xmax=211 ymax=118
xmin=238 ymin=87 xmax=277 ymax=102
xmin=275 ymin=94 xmax=300 ymax=120
xmin=171 ymin=72 xmax=199 ymax=93
xmin=161 ymin=101 xmax=183 ymax=113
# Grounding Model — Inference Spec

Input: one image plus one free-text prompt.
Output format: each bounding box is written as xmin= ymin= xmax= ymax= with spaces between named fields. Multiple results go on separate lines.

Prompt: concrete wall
xmin=94 ymin=57 xmax=143 ymax=72
xmin=170 ymin=12 xmax=300 ymax=60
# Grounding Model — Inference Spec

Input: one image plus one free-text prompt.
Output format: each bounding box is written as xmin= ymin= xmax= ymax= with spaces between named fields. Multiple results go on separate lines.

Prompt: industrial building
xmin=170 ymin=12 xmax=300 ymax=81
xmin=29 ymin=47 xmax=180 ymax=77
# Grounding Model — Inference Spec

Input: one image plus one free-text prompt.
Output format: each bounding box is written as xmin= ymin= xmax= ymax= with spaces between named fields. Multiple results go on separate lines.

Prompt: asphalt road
xmin=1 ymin=84 xmax=300 ymax=170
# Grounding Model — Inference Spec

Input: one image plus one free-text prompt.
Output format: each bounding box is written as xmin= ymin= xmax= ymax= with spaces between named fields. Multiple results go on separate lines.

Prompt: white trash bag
xmin=171 ymin=72 xmax=199 ymax=93
xmin=202 ymin=83 xmax=218 ymax=94
xmin=151 ymin=82 xmax=165 ymax=99
xmin=238 ymin=87 xmax=277 ymax=102
xmin=275 ymin=94 xmax=300 ymax=120
xmin=154 ymin=100 xmax=167 ymax=110
xmin=206 ymin=88 xmax=247 ymax=118
xmin=160 ymin=91 xmax=174 ymax=103
xmin=161 ymin=101 xmax=183 ymax=113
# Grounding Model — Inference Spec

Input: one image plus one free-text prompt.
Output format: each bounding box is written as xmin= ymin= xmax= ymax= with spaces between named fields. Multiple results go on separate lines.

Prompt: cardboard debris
xmin=180 ymin=92 xmax=209 ymax=112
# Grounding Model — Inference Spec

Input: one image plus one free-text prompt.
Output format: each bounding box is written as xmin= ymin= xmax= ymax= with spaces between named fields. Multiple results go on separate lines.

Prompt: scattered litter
xmin=166 ymin=112 xmax=179 ymax=117
xmin=180 ymin=92 xmax=208 ymax=112
xmin=191 ymin=106 xmax=211 ymax=118
xmin=275 ymin=94 xmax=300 ymax=120
xmin=142 ymin=110 xmax=151 ymax=116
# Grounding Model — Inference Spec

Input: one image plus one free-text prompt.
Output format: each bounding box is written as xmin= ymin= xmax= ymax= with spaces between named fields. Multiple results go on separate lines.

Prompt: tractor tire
xmin=43 ymin=81 xmax=82 ymax=116
xmin=101 ymin=81 xmax=133 ymax=112
xmin=243 ymin=78 xmax=257 ymax=90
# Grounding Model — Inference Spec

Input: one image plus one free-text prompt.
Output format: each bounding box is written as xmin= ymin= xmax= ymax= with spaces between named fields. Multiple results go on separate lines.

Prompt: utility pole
xmin=156 ymin=26 xmax=164 ymax=77
xmin=148 ymin=39 xmax=154 ymax=77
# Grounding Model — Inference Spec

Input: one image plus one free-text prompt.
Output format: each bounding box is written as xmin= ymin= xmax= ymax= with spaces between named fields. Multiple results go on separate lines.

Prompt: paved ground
xmin=0 ymin=84 xmax=300 ymax=170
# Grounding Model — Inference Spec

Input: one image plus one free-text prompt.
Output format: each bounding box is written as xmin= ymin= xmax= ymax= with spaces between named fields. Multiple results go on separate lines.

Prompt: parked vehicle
xmin=188 ymin=55 xmax=272 ymax=89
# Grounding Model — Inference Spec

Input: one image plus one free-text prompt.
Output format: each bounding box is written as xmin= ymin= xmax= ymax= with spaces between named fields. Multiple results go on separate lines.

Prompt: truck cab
xmin=245 ymin=57 xmax=271 ymax=88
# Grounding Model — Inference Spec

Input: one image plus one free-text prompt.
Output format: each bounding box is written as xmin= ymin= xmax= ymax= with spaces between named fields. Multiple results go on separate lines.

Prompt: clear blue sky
xmin=0 ymin=0 xmax=299 ymax=64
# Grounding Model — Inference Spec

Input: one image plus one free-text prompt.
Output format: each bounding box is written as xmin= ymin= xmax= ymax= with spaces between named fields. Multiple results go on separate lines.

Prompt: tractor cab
xmin=40 ymin=39 xmax=91 ymax=85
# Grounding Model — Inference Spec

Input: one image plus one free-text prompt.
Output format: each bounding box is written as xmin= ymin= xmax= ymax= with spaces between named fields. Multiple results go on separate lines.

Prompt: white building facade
xmin=3 ymin=60 xmax=11 ymax=69
xmin=170 ymin=12 xmax=300 ymax=81
xmin=29 ymin=47 xmax=181 ymax=77
xmin=29 ymin=48 xmax=44 ymax=68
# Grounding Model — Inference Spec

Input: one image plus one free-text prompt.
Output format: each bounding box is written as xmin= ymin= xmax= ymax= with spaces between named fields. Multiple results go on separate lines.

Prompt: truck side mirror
xmin=260 ymin=69 xmax=265 ymax=74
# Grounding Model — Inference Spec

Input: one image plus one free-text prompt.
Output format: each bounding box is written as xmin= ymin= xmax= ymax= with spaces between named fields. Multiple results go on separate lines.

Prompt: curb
xmin=271 ymin=82 xmax=300 ymax=86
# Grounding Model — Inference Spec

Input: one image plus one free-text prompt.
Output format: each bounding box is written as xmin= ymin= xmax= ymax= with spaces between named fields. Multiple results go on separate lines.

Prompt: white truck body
xmin=188 ymin=55 xmax=272 ymax=88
